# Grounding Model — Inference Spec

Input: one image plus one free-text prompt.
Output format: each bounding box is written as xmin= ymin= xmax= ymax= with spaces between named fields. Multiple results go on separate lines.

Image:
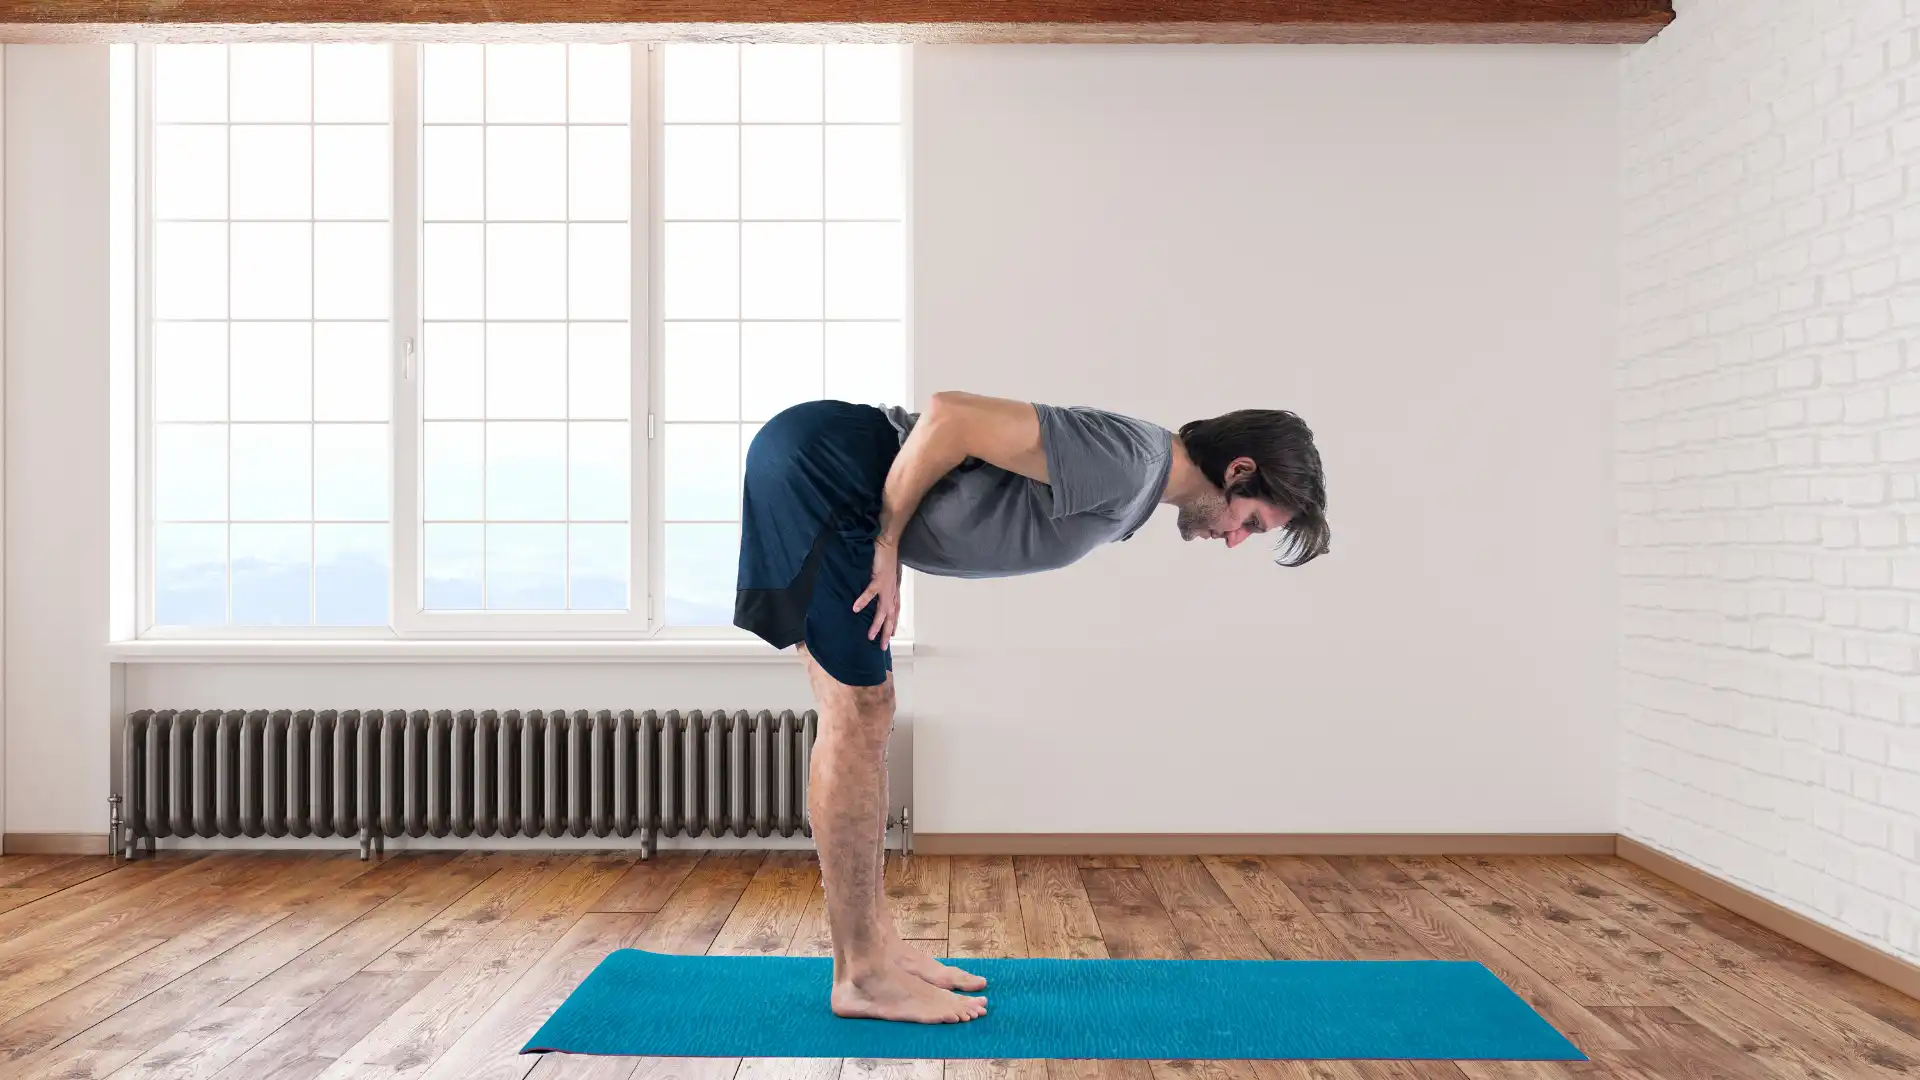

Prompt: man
xmin=734 ymin=392 xmax=1330 ymax=1024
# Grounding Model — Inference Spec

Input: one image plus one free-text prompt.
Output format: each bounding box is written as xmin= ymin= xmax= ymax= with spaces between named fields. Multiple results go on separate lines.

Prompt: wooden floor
xmin=0 ymin=851 xmax=1916 ymax=1080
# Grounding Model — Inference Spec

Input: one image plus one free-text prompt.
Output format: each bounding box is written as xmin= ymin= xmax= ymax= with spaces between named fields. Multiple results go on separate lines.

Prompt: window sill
xmin=106 ymin=638 xmax=914 ymax=664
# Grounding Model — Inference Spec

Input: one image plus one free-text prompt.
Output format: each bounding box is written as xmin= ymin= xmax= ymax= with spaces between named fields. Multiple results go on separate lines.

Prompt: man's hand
xmin=854 ymin=540 xmax=904 ymax=648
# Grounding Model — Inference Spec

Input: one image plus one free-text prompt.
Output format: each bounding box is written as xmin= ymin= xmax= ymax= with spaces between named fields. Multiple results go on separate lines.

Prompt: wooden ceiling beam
xmin=1 ymin=1 xmax=1674 ymax=44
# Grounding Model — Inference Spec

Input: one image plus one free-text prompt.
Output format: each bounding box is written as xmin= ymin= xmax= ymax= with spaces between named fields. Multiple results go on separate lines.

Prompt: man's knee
xmin=819 ymin=682 xmax=895 ymax=752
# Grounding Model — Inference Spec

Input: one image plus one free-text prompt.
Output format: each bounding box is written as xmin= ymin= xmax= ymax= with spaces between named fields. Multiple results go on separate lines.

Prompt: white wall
xmin=1620 ymin=0 xmax=1920 ymax=963
xmin=909 ymin=45 xmax=1621 ymax=833
xmin=7 ymin=43 xmax=1621 ymax=841
xmin=4 ymin=45 xmax=112 ymax=840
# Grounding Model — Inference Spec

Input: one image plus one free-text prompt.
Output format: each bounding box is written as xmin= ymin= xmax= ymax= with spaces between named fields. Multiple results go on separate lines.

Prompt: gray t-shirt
xmin=883 ymin=403 xmax=1173 ymax=579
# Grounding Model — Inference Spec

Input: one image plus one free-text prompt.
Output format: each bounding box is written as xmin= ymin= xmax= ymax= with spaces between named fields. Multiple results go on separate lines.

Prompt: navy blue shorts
xmin=734 ymin=400 xmax=899 ymax=687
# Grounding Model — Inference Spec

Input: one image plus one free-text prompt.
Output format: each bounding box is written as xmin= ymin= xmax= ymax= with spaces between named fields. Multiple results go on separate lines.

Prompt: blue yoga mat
xmin=523 ymin=950 xmax=1586 ymax=1061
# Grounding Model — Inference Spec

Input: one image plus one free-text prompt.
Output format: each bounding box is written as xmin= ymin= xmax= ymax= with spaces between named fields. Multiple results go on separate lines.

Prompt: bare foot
xmin=831 ymin=968 xmax=988 ymax=1024
xmin=888 ymin=939 xmax=987 ymax=991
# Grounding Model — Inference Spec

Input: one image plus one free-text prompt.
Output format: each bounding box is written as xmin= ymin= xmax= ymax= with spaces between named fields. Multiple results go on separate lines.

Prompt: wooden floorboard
xmin=0 ymin=852 xmax=1909 ymax=1080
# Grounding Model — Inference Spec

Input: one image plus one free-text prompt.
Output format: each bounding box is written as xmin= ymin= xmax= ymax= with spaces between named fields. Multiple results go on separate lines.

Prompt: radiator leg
xmin=358 ymin=825 xmax=374 ymax=861
xmin=640 ymin=828 xmax=656 ymax=861
xmin=901 ymin=805 xmax=913 ymax=858
xmin=108 ymin=794 xmax=126 ymax=864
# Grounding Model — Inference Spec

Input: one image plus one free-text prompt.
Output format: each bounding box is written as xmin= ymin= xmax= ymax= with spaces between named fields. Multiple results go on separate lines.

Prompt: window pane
xmin=486 ymin=224 xmax=567 ymax=319
xmin=568 ymin=126 xmax=629 ymax=222
xmin=314 ymin=45 xmax=390 ymax=123
xmin=826 ymin=126 xmax=902 ymax=220
xmin=487 ymin=126 xmax=567 ymax=221
xmin=569 ymin=45 xmax=631 ymax=124
xmin=315 ymin=222 xmax=390 ymax=320
xmin=155 ymin=524 xmax=227 ymax=625
xmin=230 ymin=125 xmax=311 ymax=220
xmin=741 ymin=126 xmax=822 ymax=221
xmin=661 ymin=43 xmax=903 ymax=627
xmin=486 ymin=323 xmax=567 ymax=419
xmin=665 ymin=45 xmax=738 ymax=123
xmin=664 ymin=322 xmax=739 ymax=421
xmin=314 ymin=424 xmax=388 ymax=521
xmin=741 ymin=322 xmax=823 ymax=422
xmin=424 ymin=44 xmax=484 ymax=124
xmin=486 ymin=44 xmax=567 ymax=124
xmin=665 ymin=523 xmax=739 ymax=625
xmin=156 ymin=424 xmax=227 ymax=521
xmin=826 ymin=321 xmax=906 ymax=407
xmin=569 ymin=324 xmax=629 ymax=421
xmin=315 ymin=125 xmax=390 ymax=220
xmin=316 ymin=523 xmax=389 ymax=625
xmin=742 ymin=223 xmax=823 ymax=320
xmin=424 ymin=323 xmax=485 ymax=419
xmin=146 ymin=41 xmax=392 ymax=633
xmin=154 ymin=222 xmax=228 ymax=320
xmin=313 ymin=321 xmax=390 ymax=421
xmin=154 ymin=321 xmax=228 ymax=422
xmin=231 ymin=424 xmax=311 ymax=521
xmin=825 ymin=222 xmax=903 ymax=319
xmin=665 ymin=223 xmax=738 ymax=320
xmin=231 ymin=523 xmax=311 ymax=625
xmin=424 ymin=421 xmax=484 ymax=519
xmin=155 ymin=527 xmax=232 ymax=625
xmin=487 ymin=421 xmax=566 ymax=520
xmin=741 ymin=45 xmax=822 ymax=123
xmin=487 ymin=523 xmax=565 ymax=609
xmin=425 ymin=224 xmax=484 ymax=319
xmin=569 ymin=422 xmax=628 ymax=521
xmin=569 ymin=523 xmax=627 ymax=610
xmin=664 ymin=423 xmax=739 ymax=521
xmin=424 ymin=126 xmax=484 ymax=221
xmin=230 ymin=322 xmax=312 ymax=421
xmin=230 ymin=44 xmax=311 ymax=122
xmin=424 ymin=523 xmax=483 ymax=609
xmin=664 ymin=126 xmax=739 ymax=221
xmin=230 ymin=223 xmax=311 ymax=320
xmin=155 ymin=44 xmax=227 ymax=123
xmin=825 ymin=45 xmax=900 ymax=123
xmin=569 ymin=224 xmax=630 ymax=321
xmin=154 ymin=125 xmax=227 ymax=220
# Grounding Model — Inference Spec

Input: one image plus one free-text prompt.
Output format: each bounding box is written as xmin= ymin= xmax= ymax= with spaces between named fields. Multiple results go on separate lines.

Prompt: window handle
xmin=402 ymin=337 xmax=416 ymax=382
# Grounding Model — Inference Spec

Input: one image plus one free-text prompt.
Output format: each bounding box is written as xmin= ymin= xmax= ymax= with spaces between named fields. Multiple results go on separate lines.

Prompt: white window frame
xmin=390 ymin=42 xmax=654 ymax=639
xmin=133 ymin=42 xmax=912 ymax=643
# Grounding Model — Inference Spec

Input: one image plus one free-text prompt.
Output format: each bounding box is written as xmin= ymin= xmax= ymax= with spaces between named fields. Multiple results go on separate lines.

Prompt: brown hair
xmin=1177 ymin=409 xmax=1330 ymax=567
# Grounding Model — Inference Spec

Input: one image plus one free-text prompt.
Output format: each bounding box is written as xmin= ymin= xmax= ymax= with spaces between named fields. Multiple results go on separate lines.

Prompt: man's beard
xmin=1176 ymin=489 xmax=1228 ymax=540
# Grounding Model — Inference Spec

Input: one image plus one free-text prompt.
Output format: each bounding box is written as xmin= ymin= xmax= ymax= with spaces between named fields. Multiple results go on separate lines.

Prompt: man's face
xmin=1176 ymin=488 xmax=1291 ymax=550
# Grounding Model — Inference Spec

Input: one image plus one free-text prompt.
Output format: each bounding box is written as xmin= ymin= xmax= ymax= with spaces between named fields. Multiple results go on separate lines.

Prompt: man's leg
xmin=802 ymin=648 xmax=986 ymax=1023
xmin=870 ymin=754 xmax=987 ymax=991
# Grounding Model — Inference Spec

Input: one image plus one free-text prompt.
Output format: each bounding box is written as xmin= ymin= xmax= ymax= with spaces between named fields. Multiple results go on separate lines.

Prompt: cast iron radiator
xmin=113 ymin=708 xmax=903 ymax=862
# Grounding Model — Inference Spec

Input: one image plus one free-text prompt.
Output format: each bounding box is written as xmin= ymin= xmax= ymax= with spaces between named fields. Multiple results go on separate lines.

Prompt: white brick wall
xmin=1620 ymin=0 xmax=1920 ymax=964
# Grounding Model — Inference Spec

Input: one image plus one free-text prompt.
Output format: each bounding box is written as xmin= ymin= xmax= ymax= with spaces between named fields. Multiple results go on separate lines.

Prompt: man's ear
xmin=1225 ymin=457 xmax=1258 ymax=488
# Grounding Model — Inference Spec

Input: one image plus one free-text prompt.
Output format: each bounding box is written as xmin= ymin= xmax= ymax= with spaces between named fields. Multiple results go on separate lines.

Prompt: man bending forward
xmin=734 ymin=392 xmax=1330 ymax=1024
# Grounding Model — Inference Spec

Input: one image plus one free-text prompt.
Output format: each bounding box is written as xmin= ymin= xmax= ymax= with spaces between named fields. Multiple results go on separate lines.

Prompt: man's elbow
xmin=924 ymin=390 xmax=972 ymax=419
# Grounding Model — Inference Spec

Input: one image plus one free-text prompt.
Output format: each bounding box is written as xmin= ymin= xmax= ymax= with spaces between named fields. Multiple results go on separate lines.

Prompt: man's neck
xmin=1161 ymin=436 xmax=1204 ymax=507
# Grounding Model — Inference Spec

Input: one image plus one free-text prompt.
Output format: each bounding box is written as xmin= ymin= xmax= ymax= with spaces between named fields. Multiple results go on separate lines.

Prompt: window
xmin=138 ymin=43 xmax=906 ymax=638
xmin=658 ymin=44 xmax=906 ymax=625
xmin=148 ymin=44 xmax=393 ymax=628
xmin=417 ymin=44 xmax=633 ymax=614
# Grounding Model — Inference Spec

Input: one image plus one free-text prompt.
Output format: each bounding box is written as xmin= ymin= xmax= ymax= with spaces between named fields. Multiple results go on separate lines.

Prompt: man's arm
xmin=876 ymin=391 xmax=1047 ymax=548
xmin=855 ymin=392 xmax=1045 ymax=646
